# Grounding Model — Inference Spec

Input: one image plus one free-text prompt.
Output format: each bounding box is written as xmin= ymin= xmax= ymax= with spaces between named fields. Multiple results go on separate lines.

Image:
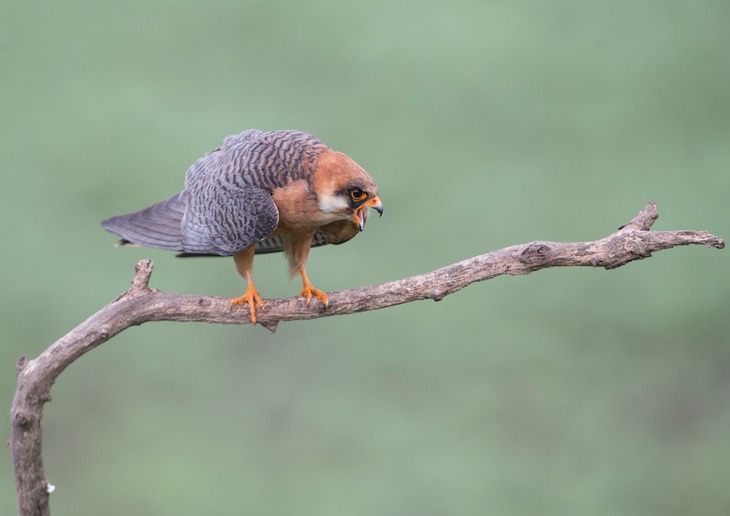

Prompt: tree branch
xmin=11 ymin=202 xmax=724 ymax=515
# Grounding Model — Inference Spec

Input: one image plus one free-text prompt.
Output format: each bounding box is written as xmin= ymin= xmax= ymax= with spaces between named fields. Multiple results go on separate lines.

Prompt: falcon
xmin=102 ymin=129 xmax=383 ymax=324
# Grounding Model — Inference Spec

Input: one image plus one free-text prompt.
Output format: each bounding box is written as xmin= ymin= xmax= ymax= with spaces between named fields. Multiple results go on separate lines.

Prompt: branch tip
xmin=619 ymin=201 xmax=658 ymax=231
xmin=131 ymin=259 xmax=154 ymax=292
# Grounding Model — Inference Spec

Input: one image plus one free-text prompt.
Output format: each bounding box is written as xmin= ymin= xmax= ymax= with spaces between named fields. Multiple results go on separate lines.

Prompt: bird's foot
xmin=300 ymin=284 xmax=329 ymax=307
xmin=231 ymin=285 xmax=264 ymax=324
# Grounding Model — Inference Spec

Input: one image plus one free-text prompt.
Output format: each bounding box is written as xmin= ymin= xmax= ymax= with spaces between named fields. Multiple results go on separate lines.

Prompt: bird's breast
xmin=270 ymin=179 xmax=340 ymax=232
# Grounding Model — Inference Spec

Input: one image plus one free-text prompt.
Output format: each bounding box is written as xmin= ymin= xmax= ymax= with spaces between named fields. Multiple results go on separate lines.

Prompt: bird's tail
xmin=101 ymin=193 xmax=186 ymax=251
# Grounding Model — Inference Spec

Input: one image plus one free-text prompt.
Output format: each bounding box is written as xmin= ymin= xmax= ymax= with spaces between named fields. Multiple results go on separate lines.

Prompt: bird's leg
xmin=298 ymin=267 xmax=329 ymax=307
xmin=231 ymin=248 xmax=264 ymax=324
xmin=231 ymin=270 xmax=264 ymax=323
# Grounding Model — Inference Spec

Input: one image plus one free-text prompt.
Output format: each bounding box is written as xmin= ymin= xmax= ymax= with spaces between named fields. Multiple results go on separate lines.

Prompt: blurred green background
xmin=2 ymin=1 xmax=729 ymax=514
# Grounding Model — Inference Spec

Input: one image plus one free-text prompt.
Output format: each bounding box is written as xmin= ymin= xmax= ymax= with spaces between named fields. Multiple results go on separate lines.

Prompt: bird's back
xmin=184 ymin=129 xmax=329 ymax=192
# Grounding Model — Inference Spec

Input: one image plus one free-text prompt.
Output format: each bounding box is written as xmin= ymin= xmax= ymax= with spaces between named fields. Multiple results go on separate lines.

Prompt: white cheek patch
xmin=318 ymin=193 xmax=348 ymax=213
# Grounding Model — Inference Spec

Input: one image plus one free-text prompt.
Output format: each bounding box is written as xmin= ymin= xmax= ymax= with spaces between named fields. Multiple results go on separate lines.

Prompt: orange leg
xmin=231 ymin=270 xmax=264 ymax=324
xmin=231 ymin=248 xmax=264 ymax=324
xmin=299 ymin=267 xmax=329 ymax=307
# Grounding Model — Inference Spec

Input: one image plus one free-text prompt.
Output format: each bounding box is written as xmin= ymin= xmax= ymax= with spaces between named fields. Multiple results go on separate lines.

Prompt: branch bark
xmin=11 ymin=202 xmax=724 ymax=515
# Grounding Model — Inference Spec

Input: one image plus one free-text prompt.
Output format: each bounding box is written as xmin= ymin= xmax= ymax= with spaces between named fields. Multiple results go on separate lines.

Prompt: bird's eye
xmin=349 ymin=188 xmax=367 ymax=202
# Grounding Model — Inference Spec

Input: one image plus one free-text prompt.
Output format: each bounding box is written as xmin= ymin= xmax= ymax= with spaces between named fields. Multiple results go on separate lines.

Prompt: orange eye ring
xmin=349 ymin=188 xmax=367 ymax=202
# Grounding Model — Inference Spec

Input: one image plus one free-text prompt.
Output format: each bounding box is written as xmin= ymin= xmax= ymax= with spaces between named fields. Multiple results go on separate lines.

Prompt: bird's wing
xmin=253 ymin=232 xmax=327 ymax=255
xmin=101 ymin=192 xmax=187 ymax=250
xmin=180 ymin=135 xmax=279 ymax=255
xmin=181 ymin=183 xmax=279 ymax=255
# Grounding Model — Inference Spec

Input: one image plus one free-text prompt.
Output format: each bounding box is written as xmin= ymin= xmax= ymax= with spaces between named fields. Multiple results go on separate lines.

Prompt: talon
xmin=299 ymin=285 xmax=329 ymax=307
xmin=298 ymin=267 xmax=329 ymax=308
xmin=231 ymin=285 xmax=264 ymax=324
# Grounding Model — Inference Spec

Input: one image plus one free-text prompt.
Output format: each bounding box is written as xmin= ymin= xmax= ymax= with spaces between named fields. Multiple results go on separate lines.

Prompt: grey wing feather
xmin=185 ymin=129 xmax=325 ymax=191
xmin=178 ymin=131 xmax=283 ymax=255
xmin=181 ymin=184 xmax=278 ymax=255
xmin=101 ymin=193 xmax=186 ymax=251
xmin=185 ymin=129 xmax=264 ymax=188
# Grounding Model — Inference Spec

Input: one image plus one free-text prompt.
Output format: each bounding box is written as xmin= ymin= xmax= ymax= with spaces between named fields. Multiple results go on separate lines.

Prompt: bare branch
xmin=10 ymin=202 xmax=724 ymax=515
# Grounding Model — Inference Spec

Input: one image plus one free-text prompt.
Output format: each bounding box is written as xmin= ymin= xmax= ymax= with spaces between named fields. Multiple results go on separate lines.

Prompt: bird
xmin=102 ymin=129 xmax=383 ymax=324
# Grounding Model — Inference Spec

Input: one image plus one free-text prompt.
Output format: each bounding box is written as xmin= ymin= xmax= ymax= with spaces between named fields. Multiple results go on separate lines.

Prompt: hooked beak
xmin=354 ymin=195 xmax=383 ymax=232
xmin=368 ymin=195 xmax=383 ymax=217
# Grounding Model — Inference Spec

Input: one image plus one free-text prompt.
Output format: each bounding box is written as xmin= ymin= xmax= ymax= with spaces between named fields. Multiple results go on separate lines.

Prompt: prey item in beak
xmin=353 ymin=195 xmax=383 ymax=231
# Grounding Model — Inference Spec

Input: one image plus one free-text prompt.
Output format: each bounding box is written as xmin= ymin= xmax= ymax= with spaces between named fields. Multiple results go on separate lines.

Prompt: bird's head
xmin=314 ymin=151 xmax=383 ymax=231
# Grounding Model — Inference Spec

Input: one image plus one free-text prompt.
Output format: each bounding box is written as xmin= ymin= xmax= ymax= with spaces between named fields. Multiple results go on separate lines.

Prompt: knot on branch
xmin=624 ymin=234 xmax=654 ymax=259
xmin=12 ymin=410 xmax=34 ymax=430
xmin=430 ymin=290 xmax=445 ymax=302
xmin=519 ymin=242 xmax=553 ymax=265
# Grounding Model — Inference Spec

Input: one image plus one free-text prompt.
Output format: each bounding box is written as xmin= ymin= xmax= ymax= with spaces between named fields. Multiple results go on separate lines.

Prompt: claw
xmin=299 ymin=267 xmax=329 ymax=307
xmin=299 ymin=284 xmax=330 ymax=307
xmin=231 ymin=284 xmax=264 ymax=324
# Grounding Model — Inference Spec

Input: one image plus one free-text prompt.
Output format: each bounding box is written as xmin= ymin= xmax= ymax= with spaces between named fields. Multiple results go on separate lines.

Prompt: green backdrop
xmin=2 ymin=1 xmax=728 ymax=514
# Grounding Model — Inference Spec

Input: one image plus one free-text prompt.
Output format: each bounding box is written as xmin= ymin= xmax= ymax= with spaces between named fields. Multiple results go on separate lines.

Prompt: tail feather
xmin=102 ymin=193 xmax=186 ymax=251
